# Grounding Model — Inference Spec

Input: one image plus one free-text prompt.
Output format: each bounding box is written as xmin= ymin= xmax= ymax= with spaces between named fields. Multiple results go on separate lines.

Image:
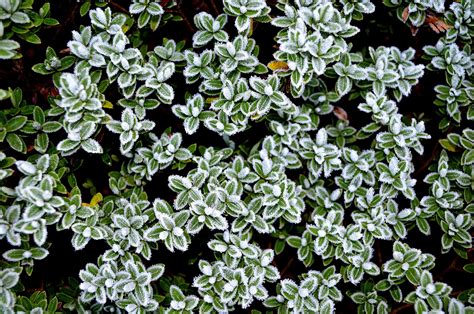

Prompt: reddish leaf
xmin=426 ymin=14 xmax=452 ymax=33
xmin=402 ymin=7 xmax=409 ymax=23
xmin=333 ymin=106 xmax=349 ymax=122
xmin=59 ymin=48 xmax=71 ymax=54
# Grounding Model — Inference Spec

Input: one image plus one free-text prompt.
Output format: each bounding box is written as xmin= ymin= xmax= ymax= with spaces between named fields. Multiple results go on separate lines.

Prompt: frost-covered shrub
xmin=0 ymin=0 xmax=472 ymax=313
xmin=0 ymin=0 xmax=58 ymax=59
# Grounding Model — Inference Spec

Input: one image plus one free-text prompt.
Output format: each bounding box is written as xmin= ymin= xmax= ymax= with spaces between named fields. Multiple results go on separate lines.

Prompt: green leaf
xmin=24 ymin=33 xmax=42 ymax=44
xmin=416 ymin=218 xmax=431 ymax=236
xmin=170 ymin=285 xmax=185 ymax=301
xmin=57 ymin=139 xmax=79 ymax=152
xmin=0 ymin=89 xmax=9 ymax=100
xmin=42 ymin=121 xmax=62 ymax=133
xmin=39 ymin=2 xmax=51 ymax=16
xmin=463 ymin=264 xmax=474 ymax=273
xmin=168 ymin=175 xmax=190 ymax=192
xmin=454 ymin=247 xmax=468 ymax=259
xmin=6 ymin=116 xmax=27 ymax=132
xmin=461 ymin=149 xmax=474 ymax=165
xmin=29 ymin=247 xmax=49 ymax=260
xmin=375 ymin=279 xmax=391 ymax=291
xmin=11 ymin=12 xmax=30 ymax=24
xmin=3 ymin=249 xmax=26 ymax=261
xmin=350 ymin=292 xmax=366 ymax=304
xmin=286 ymin=236 xmax=302 ymax=248
xmin=439 ymin=139 xmax=458 ymax=152
xmin=441 ymin=233 xmax=453 ymax=251
xmin=80 ymin=1 xmax=91 ymax=16
xmin=148 ymin=264 xmax=165 ymax=280
xmin=390 ymin=286 xmax=403 ymax=303
xmin=47 ymin=297 xmax=59 ymax=312
xmin=6 ymin=133 xmax=26 ymax=153
xmin=0 ymin=48 xmax=18 ymax=59
xmin=11 ymin=88 xmax=23 ymax=107
xmin=406 ymin=268 xmax=420 ymax=285
xmin=60 ymin=56 xmax=75 ymax=70
xmin=336 ymin=76 xmax=351 ymax=96
xmin=81 ymin=139 xmax=103 ymax=154
xmin=274 ymin=239 xmax=285 ymax=255
xmin=362 ymin=122 xmax=381 ymax=133
xmin=33 ymin=106 xmax=45 ymax=124
xmin=35 ymin=133 xmax=49 ymax=153
xmin=32 ymin=63 xmax=52 ymax=75
xmin=0 ymin=39 xmax=21 ymax=59
xmin=43 ymin=18 xmax=59 ymax=26
xmin=138 ymin=11 xmax=151 ymax=28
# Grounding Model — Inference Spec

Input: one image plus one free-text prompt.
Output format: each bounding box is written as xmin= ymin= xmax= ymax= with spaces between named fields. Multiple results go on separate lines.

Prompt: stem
xmin=208 ymin=0 xmax=221 ymax=15
xmin=376 ymin=241 xmax=383 ymax=265
xmin=176 ymin=8 xmax=194 ymax=34
xmin=280 ymin=257 xmax=295 ymax=278
xmin=392 ymin=303 xmax=413 ymax=313
xmin=109 ymin=1 xmax=128 ymax=14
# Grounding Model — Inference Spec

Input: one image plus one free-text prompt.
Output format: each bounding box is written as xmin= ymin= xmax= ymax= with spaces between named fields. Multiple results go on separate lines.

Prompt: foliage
xmin=0 ymin=0 xmax=472 ymax=313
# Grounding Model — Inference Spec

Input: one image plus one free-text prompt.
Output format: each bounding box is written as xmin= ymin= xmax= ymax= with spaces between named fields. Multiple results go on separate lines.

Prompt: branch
xmin=280 ymin=257 xmax=295 ymax=278
xmin=109 ymin=1 xmax=128 ymax=14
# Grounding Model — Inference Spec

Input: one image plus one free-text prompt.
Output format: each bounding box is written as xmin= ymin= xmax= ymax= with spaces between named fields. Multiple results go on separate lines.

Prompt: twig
xmin=54 ymin=1 xmax=79 ymax=39
xmin=176 ymin=8 xmax=195 ymax=34
xmin=376 ymin=241 xmax=383 ymax=265
xmin=208 ymin=0 xmax=221 ymax=15
xmin=109 ymin=1 xmax=129 ymax=14
xmin=435 ymin=256 xmax=458 ymax=281
xmin=392 ymin=303 xmax=413 ymax=313
xmin=280 ymin=257 xmax=295 ymax=278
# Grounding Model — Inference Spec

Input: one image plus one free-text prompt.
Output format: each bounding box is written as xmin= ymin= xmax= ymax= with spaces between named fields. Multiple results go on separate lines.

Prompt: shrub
xmin=0 ymin=0 xmax=472 ymax=313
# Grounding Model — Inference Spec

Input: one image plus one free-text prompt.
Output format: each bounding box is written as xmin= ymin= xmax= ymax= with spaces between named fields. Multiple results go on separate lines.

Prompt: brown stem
xmin=392 ymin=303 xmax=413 ymax=313
xmin=53 ymin=1 xmax=79 ymax=40
xmin=376 ymin=241 xmax=383 ymax=265
xmin=180 ymin=11 xmax=195 ymax=34
xmin=208 ymin=0 xmax=221 ymax=15
xmin=171 ymin=5 xmax=194 ymax=34
xmin=441 ymin=257 xmax=457 ymax=275
xmin=280 ymin=257 xmax=295 ymax=278
xmin=109 ymin=1 xmax=129 ymax=14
